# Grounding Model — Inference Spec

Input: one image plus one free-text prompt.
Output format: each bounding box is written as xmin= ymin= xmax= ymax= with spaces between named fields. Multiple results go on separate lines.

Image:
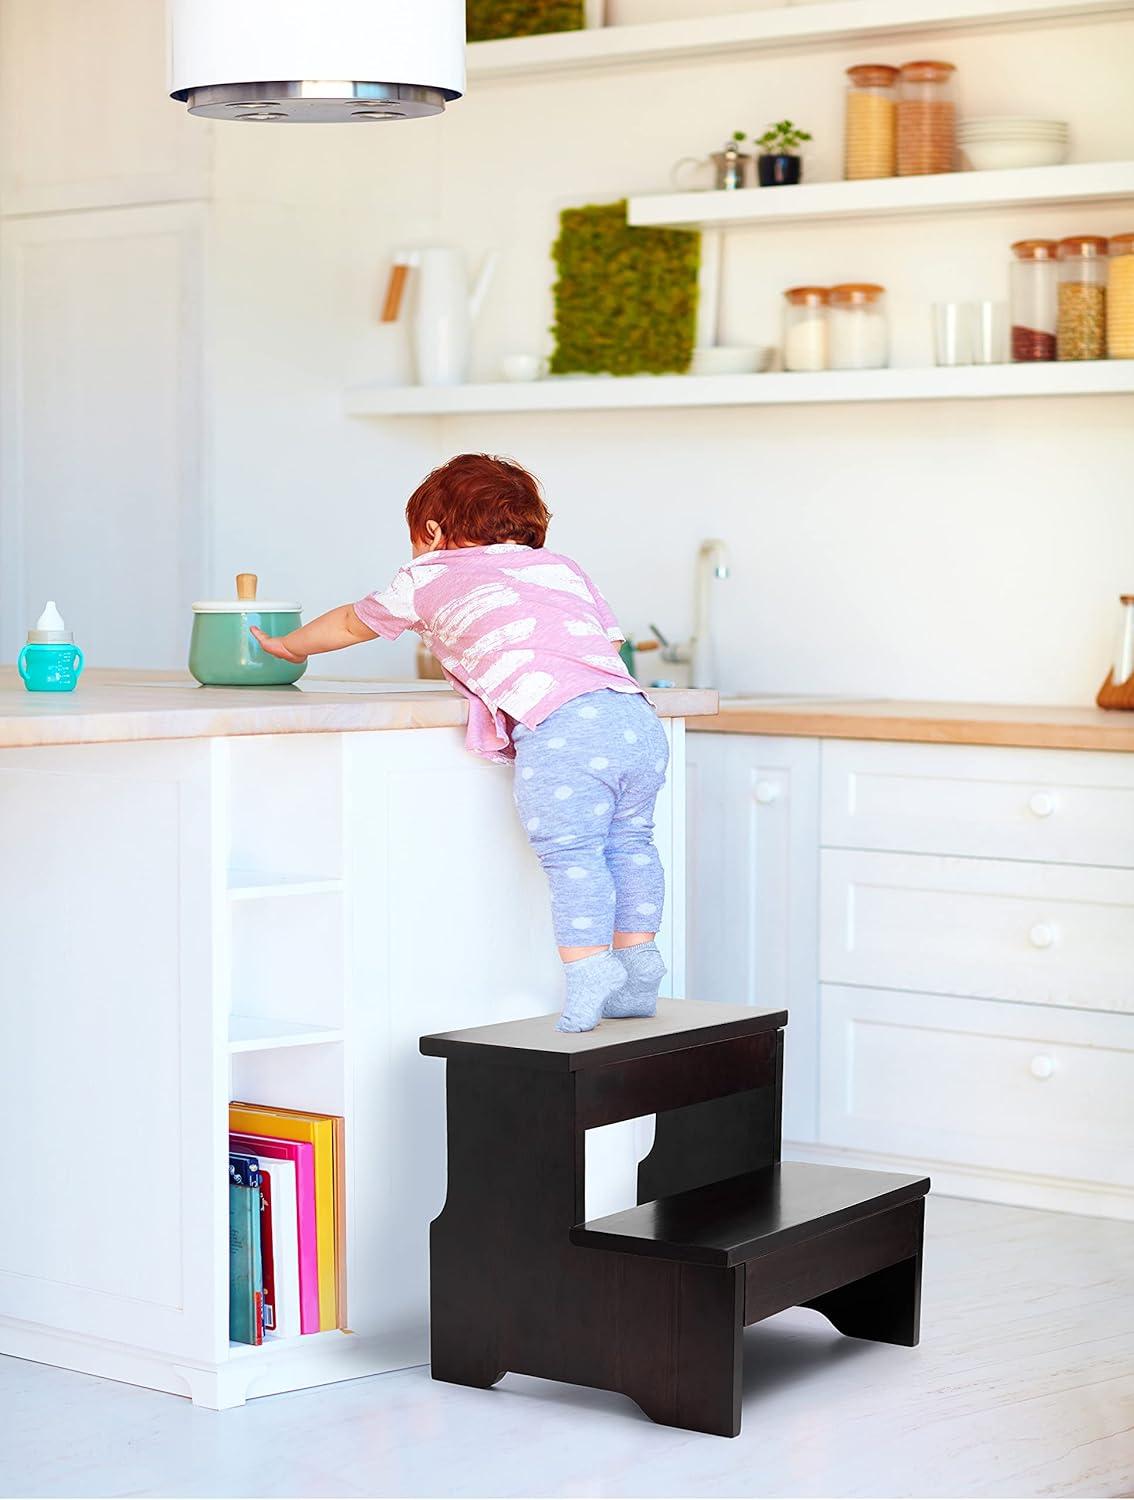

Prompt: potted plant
xmin=755 ymin=120 xmax=812 ymax=186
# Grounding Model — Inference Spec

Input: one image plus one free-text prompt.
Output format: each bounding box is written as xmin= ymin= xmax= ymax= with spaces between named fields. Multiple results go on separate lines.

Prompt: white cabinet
xmin=686 ymin=733 xmax=820 ymax=1142
xmin=687 ymin=730 xmax=1134 ymax=1218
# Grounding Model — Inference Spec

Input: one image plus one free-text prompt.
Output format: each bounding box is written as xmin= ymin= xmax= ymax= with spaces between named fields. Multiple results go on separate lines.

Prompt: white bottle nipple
xmin=36 ymin=600 xmax=66 ymax=633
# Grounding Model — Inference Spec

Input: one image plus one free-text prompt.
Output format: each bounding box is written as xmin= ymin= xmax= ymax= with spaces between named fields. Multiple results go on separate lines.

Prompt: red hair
xmin=405 ymin=454 xmax=551 ymax=550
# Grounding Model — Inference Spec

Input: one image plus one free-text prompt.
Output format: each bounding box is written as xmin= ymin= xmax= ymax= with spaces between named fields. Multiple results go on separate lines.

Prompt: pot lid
xmin=193 ymin=600 xmax=301 ymax=613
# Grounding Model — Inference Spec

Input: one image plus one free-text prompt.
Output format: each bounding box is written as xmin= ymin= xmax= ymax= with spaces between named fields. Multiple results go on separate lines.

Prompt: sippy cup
xmin=17 ymin=601 xmax=85 ymax=693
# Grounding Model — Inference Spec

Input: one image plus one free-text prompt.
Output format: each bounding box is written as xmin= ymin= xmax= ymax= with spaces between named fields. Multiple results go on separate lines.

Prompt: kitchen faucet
xmin=650 ymin=538 xmax=731 ymax=689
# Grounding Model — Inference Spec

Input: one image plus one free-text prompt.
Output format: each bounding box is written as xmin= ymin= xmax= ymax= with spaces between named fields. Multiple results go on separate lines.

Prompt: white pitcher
xmin=381 ymin=247 xmax=498 ymax=386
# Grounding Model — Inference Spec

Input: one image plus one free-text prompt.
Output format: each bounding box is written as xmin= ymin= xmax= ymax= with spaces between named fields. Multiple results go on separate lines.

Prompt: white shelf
xmin=345 ymin=361 xmax=1134 ymax=416
xmin=227 ymin=871 xmax=344 ymax=901
xmin=228 ymin=1330 xmax=354 ymax=1360
xmin=629 ymin=161 xmax=1134 ymax=230
xmin=228 ymin=1015 xmax=346 ymax=1053
xmin=466 ymin=0 xmax=1134 ymax=80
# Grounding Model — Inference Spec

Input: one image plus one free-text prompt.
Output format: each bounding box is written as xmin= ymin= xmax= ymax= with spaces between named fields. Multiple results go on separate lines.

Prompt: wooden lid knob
xmin=236 ymin=573 xmax=258 ymax=601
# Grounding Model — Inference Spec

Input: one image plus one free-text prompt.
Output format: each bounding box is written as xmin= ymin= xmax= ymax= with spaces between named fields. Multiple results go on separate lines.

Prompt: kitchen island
xmin=0 ymin=670 xmax=714 ymax=1407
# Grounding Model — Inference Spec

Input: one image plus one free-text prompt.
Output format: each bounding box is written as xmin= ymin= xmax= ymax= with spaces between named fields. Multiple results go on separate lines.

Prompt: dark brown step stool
xmin=420 ymin=999 xmax=929 ymax=1437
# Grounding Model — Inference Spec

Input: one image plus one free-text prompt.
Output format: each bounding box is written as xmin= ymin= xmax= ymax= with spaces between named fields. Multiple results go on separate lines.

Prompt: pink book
xmin=230 ymin=1132 xmax=319 ymax=1335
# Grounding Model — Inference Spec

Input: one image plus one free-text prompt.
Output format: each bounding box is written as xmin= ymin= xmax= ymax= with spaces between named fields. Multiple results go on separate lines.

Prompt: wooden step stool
xmin=420 ymin=999 xmax=929 ymax=1437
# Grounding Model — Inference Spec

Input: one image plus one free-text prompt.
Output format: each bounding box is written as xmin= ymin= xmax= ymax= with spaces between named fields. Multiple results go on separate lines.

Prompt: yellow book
xmin=230 ymin=1102 xmax=339 ymax=1331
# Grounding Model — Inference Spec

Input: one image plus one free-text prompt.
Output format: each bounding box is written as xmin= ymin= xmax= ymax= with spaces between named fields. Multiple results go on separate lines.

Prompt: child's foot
xmin=557 ymin=951 xmax=625 ymax=1033
xmin=605 ymin=940 xmax=666 ymax=1019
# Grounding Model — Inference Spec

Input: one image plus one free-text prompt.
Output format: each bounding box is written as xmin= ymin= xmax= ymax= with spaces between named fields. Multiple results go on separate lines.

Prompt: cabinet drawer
xmin=819 ymin=985 xmax=1134 ymax=1186
xmin=820 ymin=849 xmax=1134 ymax=1013
xmin=821 ymin=741 xmax=1134 ymax=867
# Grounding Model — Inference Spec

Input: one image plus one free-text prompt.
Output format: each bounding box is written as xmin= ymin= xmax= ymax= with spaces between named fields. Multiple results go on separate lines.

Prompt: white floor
xmin=2 ymin=1197 xmax=1132 ymax=1500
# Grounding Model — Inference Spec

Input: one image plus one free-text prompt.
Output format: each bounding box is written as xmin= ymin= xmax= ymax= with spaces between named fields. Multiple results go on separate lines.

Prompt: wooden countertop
xmin=688 ymin=697 xmax=1134 ymax=753
xmin=0 ymin=669 xmax=716 ymax=750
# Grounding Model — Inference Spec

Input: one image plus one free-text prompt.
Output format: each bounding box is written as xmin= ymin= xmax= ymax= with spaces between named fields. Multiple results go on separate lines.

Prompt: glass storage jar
xmin=1009 ymin=239 xmax=1058 ymax=361
xmin=1056 ymin=235 xmax=1108 ymax=361
xmin=1107 ymin=232 xmax=1134 ymax=359
xmin=845 ymin=64 xmax=899 ymax=180
xmin=783 ymin=286 xmax=829 ymax=371
xmin=897 ymin=60 xmax=957 ymax=176
xmin=828 ymin=284 xmax=888 ymax=369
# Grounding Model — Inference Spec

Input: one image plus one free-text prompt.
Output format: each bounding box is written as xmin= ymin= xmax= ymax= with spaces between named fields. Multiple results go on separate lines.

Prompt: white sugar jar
xmin=783 ymin=285 xmax=830 ymax=371
xmin=828 ymin=283 xmax=889 ymax=369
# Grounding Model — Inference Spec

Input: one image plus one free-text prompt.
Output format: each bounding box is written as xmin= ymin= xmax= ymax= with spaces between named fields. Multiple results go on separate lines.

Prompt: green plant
xmin=549 ymin=201 xmax=700 ymax=377
xmin=755 ymin=120 xmax=813 ymax=155
xmin=731 ymin=130 xmax=747 ymax=144
xmin=466 ymin=0 xmax=583 ymax=42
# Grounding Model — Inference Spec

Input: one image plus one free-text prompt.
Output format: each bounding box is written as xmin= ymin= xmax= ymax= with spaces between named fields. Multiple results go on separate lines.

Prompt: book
xmin=228 ymin=1156 xmax=263 ymax=1346
xmin=255 ymin=1156 xmax=302 ymax=1339
xmin=257 ymin=1167 xmax=277 ymax=1335
xmin=230 ymin=1104 xmax=342 ymax=1332
xmin=230 ymin=1132 xmax=319 ymax=1335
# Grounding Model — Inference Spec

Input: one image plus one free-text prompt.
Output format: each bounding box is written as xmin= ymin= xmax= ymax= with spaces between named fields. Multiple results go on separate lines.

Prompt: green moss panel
xmin=467 ymin=0 xmax=584 ymax=42
xmin=550 ymin=201 xmax=701 ymax=377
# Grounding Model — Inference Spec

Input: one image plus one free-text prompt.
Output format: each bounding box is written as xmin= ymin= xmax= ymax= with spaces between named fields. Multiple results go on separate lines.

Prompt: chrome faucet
xmin=649 ymin=538 xmax=731 ymax=688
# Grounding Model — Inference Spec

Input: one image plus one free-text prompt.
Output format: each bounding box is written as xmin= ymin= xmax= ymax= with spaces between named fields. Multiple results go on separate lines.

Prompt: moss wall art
xmin=549 ymin=201 xmax=701 ymax=377
xmin=467 ymin=0 xmax=584 ymax=42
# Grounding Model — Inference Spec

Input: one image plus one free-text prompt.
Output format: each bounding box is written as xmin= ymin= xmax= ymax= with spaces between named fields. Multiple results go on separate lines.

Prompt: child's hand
xmin=250 ymin=625 xmax=307 ymax=664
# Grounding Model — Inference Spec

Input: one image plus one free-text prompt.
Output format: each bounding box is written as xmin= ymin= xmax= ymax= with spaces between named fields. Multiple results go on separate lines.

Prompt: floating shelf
xmin=345 ymin=362 xmax=1134 ymax=417
xmin=466 ymin=0 xmax=1134 ymax=80
xmin=228 ymin=1015 xmax=346 ymax=1053
xmin=227 ymin=872 xmax=344 ymax=901
xmin=629 ymin=160 xmax=1134 ymax=231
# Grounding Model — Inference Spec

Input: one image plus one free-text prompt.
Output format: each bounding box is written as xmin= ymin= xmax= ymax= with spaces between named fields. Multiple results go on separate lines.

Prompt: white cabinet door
xmin=820 ymin=848 xmax=1134 ymax=1013
xmin=686 ymin=733 xmax=820 ymax=1142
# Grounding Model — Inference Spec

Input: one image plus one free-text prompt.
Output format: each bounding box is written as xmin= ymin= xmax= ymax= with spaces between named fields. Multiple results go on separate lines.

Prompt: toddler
xmin=252 ymin=453 xmax=668 ymax=1033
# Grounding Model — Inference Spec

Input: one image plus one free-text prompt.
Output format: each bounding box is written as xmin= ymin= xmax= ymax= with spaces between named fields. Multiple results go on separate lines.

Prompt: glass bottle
xmin=1009 ymin=239 xmax=1058 ymax=361
xmin=783 ymin=286 xmax=829 ymax=371
xmin=845 ymin=64 xmax=899 ymax=180
xmin=1056 ymin=235 xmax=1108 ymax=361
xmin=828 ymin=284 xmax=888 ymax=370
xmin=897 ymin=60 xmax=957 ymax=176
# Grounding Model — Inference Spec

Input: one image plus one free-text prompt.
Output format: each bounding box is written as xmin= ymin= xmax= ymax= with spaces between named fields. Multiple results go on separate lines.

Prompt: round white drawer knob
xmin=1029 ymin=923 xmax=1056 ymax=949
xmin=1029 ymin=792 xmax=1057 ymax=818
xmin=754 ymin=781 xmax=782 ymax=805
xmin=1030 ymin=1055 xmax=1056 ymax=1080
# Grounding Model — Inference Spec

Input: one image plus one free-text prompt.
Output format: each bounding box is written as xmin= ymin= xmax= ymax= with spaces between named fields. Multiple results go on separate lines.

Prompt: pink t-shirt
xmin=354 ymin=543 xmax=643 ymax=762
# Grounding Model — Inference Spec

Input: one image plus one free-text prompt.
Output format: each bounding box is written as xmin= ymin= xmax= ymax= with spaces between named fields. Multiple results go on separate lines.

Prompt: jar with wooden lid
xmin=845 ymin=64 xmax=898 ymax=180
xmin=1009 ymin=240 xmax=1058 ymax=361
xmin=897 ymin=60 xmax=956 ymax=176
xmin=1056 ymin=235 xmax=1108 ymax=361
xmin=828 ymin=284 xmax=888 ymax=369
xmin=783 ymin=287 xmax=829 ymax=371
xmin=1107 ymin=233 xmax=1134 ymax=359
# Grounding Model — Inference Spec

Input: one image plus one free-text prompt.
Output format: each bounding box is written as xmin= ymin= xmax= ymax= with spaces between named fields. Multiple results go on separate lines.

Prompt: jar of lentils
xmin=897 ymin=60 xmax=957 ymax=176
xmin=1009 ymin=240 xmax=1058 ymax=362
xmin=1107 ymin=233 xmax=1134 ymax=359
xmin=1056 ymin=235 xmax=1108 ymax=361
xmin=845 ymin=64 xmax=899 ymax=180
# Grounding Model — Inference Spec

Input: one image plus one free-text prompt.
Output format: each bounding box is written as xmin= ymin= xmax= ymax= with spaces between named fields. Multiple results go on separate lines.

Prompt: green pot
xmin=189 ymin=594 xmax=306 ymax=687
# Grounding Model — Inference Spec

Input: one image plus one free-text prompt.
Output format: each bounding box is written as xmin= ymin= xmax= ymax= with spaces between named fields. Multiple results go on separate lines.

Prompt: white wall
xmin=206 ymin=8 xmax=1134 ymax=700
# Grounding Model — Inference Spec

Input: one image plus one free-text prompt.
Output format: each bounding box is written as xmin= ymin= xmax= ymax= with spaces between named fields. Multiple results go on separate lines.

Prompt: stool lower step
xmin=570 ymin=1161 xmax=930 ymax=1267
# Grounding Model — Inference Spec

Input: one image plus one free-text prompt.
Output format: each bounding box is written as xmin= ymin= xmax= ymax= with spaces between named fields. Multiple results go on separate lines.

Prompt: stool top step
xmin=571 ymin=1162 xmax=930 ymax=1267
xmin=419 ymin=998 xmax=787 ymax=1072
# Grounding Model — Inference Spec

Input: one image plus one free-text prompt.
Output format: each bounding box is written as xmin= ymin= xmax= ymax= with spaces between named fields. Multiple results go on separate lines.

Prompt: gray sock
xmin=557 ymin=950 xmax=625 ymax=1034
xmin=604 ymin=940 xmax=666 ymax=1019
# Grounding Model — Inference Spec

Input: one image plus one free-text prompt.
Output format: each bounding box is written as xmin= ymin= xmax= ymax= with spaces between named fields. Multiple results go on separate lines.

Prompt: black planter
xmin=758 ymin=153 xmax=802 ymax=187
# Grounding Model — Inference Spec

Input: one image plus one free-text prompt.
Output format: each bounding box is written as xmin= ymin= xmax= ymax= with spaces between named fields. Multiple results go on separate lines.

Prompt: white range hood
xmin=168 ymin=0 xmax=465 ymax=122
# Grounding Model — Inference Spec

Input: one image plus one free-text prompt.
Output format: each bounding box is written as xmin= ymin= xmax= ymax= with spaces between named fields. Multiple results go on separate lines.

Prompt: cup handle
xmin=17 ymin=645 xmax=29 ymax=681
xmin=670 ymin=156 xmax=707 ymax=191
xmin=72 ymin=646 xmax=85 ymax=679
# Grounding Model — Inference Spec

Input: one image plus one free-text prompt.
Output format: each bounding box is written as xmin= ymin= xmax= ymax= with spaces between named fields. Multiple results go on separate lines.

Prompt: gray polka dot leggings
xmin=512 ymin=688 xmax=669 ymax=946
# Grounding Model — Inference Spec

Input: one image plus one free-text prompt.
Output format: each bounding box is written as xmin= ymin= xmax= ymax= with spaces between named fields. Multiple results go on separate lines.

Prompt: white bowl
xmin=500 ymin=354 xmax=545 ymax=382
xmin=960 ymin=116 xmax=1069 ymax=129
xmin=958 ymin=126 xmax=1069 ymax=140
xmin=962 ymin=139 xmax=1070 ymax=170
xmin=690 ymin=345 xmax=773 ymax=376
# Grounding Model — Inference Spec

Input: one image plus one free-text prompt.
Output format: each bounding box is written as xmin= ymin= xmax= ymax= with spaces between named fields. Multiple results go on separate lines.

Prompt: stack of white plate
xmin=957 ymin=117 xmax=1069 ymax=171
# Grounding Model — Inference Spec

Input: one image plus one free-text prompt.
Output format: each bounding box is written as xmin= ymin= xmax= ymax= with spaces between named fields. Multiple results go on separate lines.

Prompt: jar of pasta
xmin=828 ymin=284 xmax=888 ymax=369
xmin=783 ymin=286 xmax=829 ymax=371
xmin=1107 ymin=233 xmax=1134 ymax=359
xmin=897 ymin=60 xmax=956 ymax=176
xmin=845 ymin=64 xmax=898 ymax=180
xmin=1056 ymin=235 xmax=1108 ymax=361
xmin=1009 ymin=240 xmax=1058 ymax=362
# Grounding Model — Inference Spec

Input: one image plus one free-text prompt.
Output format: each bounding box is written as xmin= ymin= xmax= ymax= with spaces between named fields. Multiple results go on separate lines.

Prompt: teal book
xmin=229 ymin=1158 xmax=264 ymax=1345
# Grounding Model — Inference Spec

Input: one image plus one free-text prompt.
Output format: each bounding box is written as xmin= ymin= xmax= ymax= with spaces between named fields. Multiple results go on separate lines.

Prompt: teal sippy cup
xmin=17 ymin=601 xmax=84 ymax=693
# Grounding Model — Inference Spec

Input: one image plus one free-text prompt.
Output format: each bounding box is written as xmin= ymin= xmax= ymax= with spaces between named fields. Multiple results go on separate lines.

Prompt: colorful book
xmin=231 ymin=1132 xmax=319 ymax=1335
xmin=256 ymin=1156 xmax=302 ymax=1339
xmin=228 ymin=1156 xmax=263 ymax=1346
xmin=257 ymin=1167 xmax=277 ymax=1335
